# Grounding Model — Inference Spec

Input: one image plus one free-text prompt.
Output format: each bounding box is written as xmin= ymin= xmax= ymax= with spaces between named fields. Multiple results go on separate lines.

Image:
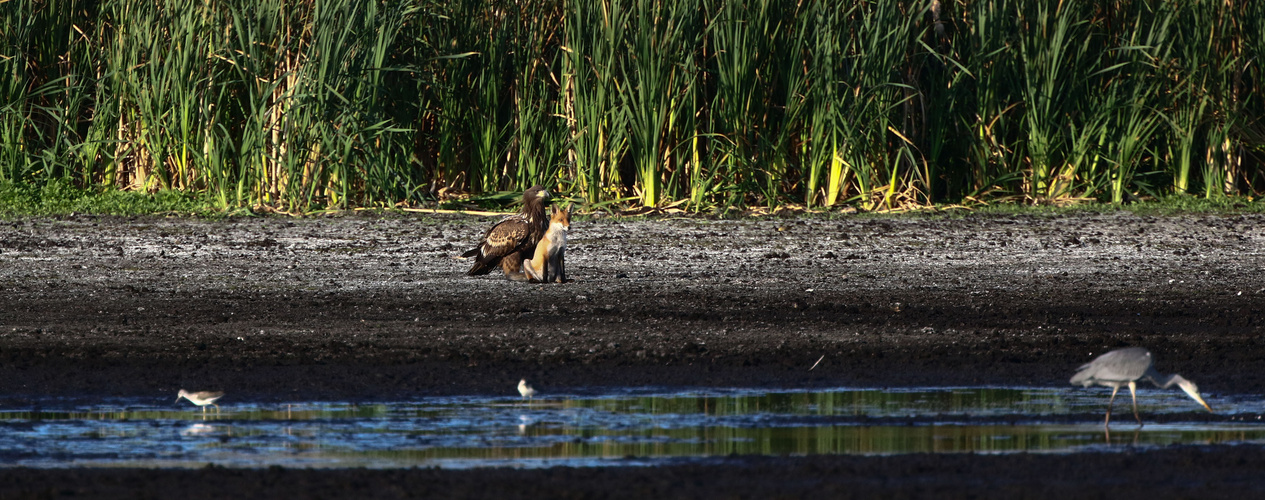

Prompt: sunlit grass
xmin=0 ymin=180 xmax=211 ymax=217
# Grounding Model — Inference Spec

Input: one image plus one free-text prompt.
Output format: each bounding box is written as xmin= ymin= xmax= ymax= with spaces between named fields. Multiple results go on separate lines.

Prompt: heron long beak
xmin=1178 ymin=382 xmax=1213 ymax=413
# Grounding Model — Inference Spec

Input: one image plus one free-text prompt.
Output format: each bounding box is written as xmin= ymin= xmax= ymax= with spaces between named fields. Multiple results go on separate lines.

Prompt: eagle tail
xmin=460 ymin=248 xmax=479 ymax=259
xmin=466 ymin=250 xmax=501 ymax=275
xmin=466 ymin=260 xmax=497 ymax=275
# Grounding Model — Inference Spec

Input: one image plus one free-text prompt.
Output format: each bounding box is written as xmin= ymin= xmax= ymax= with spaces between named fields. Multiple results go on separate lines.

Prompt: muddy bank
xmin=3 ymin=211 xmax=1265 ymax=497
xmin=1 ymin=211 xmax=1262 ymax=402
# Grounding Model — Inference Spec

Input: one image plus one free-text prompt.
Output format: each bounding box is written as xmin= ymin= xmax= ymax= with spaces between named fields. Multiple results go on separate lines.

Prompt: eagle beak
xmin=540 ymin=189 xmax=552 ymax=200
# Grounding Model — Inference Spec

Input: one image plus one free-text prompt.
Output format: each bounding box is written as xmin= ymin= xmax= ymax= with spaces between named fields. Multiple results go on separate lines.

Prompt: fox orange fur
xmin=522 ymin=204 xmax=570 ymax=283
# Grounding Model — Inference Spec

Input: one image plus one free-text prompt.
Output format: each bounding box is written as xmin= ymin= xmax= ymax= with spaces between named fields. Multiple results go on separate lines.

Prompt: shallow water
xmin=2 ymin=387 xmax=1263 ymax=468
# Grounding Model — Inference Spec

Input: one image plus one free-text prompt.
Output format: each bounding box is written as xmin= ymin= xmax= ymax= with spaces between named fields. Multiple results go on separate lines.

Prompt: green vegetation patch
xmin=962 ymin=196 xmax=1265 ymax=218
xmin=0 ymin=180 xmax=211 ymax=218
xmin=2 ymin=178 xmax=1260 ymax=220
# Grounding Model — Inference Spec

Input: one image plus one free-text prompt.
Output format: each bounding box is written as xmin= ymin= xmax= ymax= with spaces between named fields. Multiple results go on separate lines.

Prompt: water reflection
xmin=0 ymin=387 xmax=1261 ymax=468
xmin=180 ymin=423 xmax=216 ymax=436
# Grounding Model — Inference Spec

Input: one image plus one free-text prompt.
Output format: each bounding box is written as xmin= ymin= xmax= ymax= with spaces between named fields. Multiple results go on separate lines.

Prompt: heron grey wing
xmin=1074 ymin=347 xmax=1153 ymax=385
xmin=1070 ymin=362 xmax=1097 ymax=386
xmin=1070 ymin=360 xmax=1112 ymax=386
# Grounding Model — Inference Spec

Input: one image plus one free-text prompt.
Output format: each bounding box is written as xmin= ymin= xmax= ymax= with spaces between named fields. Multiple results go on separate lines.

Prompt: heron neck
xmin=1145 ymin=369 xmax=1184 ymax=389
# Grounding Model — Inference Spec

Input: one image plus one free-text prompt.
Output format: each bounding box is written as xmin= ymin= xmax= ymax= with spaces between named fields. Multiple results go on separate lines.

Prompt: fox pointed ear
xmin=566 ymin=203 xmax=574 ymax=214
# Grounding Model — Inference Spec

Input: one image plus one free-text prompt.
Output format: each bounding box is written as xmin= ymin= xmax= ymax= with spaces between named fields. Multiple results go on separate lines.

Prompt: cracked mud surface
xmin=1 ymin=210 xmax=1264 ymax=498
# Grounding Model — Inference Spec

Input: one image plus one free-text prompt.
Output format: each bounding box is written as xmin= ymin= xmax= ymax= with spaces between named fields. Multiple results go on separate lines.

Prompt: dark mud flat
xmin=3 ymin=446 xmax=1265 ymax=499
xmin=2 ymin=211 xmax=1264 ymax=497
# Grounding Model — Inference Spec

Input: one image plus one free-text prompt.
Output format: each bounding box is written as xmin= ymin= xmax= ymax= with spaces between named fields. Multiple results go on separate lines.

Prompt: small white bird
xmin=176 ymin=389 xmax=225 ymax=414
xmin=517 ymin=379 xmax=536 ymax=401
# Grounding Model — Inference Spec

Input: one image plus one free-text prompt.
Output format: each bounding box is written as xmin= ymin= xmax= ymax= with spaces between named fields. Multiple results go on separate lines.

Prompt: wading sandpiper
xmin=176 ymin=389 xmax=225 ymax=414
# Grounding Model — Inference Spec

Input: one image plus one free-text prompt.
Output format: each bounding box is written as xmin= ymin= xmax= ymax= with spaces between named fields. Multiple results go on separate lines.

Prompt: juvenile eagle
xmin=462 ymin=185 xmax=551 ymax=276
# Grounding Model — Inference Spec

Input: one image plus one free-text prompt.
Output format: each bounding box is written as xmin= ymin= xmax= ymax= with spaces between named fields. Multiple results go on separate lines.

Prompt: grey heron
xmin=1070 ymin=347 xmax=1212 ymax=426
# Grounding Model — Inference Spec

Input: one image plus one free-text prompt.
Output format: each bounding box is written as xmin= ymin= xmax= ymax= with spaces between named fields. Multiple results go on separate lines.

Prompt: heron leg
xmin=1128 ymin=381 xmax=1142 ymax=427
xmin=1104 ymin=386 xmax=1119 ymax=428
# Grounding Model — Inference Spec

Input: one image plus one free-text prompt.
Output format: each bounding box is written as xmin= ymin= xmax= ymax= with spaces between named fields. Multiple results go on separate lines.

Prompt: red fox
xmin=523 ymin=204 xmax=570 ymax=283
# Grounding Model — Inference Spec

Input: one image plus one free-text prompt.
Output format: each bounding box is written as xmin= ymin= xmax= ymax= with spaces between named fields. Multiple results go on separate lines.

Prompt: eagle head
xmin=524 ymin=185 xmax=551 ymax=203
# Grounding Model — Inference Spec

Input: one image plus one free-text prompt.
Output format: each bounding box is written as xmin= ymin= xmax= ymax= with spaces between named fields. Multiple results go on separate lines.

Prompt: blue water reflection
xmin=0 ymin=387 xmax=1262 ymax=468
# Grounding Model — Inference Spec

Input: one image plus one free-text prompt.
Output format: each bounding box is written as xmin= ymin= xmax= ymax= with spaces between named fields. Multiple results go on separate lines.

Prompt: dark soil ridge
xmin=1 ymin=211 xmax=1263 ymax=404
xmin=2 ymin=445 xmax=1263 ymax=499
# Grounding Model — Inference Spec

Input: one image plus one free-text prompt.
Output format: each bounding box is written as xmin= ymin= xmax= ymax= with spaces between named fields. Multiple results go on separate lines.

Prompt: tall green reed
xmin=563 ymin=0 xmax=629 ymax=204
xmin=1164 ymin=0 xmax=1217 ymax=195
xmin=2 ymin=0 xmax=1261 ymax=212
xmin=622 ymin=0 xmax=703 ymax=207
xmin=1014 ymin=0 xmax=1100 ymax=201
xmin=1 ymin=0 xmax=100 ymax=184
xmin=508 ymin=0 xmax=568 ymax=191
xmin=833 ymin=0 xmax=920 ymax=210
xmin=1100 ymin=2 xmax=1168 ymax=203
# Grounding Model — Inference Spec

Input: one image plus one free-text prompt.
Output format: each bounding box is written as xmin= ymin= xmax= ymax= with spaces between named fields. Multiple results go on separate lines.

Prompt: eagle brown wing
xmin=464 ymin=214 xmax=533 ymax=275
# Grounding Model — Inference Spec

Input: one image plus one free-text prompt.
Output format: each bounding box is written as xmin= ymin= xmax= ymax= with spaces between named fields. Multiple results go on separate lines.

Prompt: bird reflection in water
xmin=181 ymin=423 xmax=216 ymax=436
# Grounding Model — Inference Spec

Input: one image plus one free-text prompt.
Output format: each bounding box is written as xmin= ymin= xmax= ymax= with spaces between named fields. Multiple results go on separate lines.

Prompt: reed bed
xmin=2 ymin=0 xmax=1261 ymax=212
